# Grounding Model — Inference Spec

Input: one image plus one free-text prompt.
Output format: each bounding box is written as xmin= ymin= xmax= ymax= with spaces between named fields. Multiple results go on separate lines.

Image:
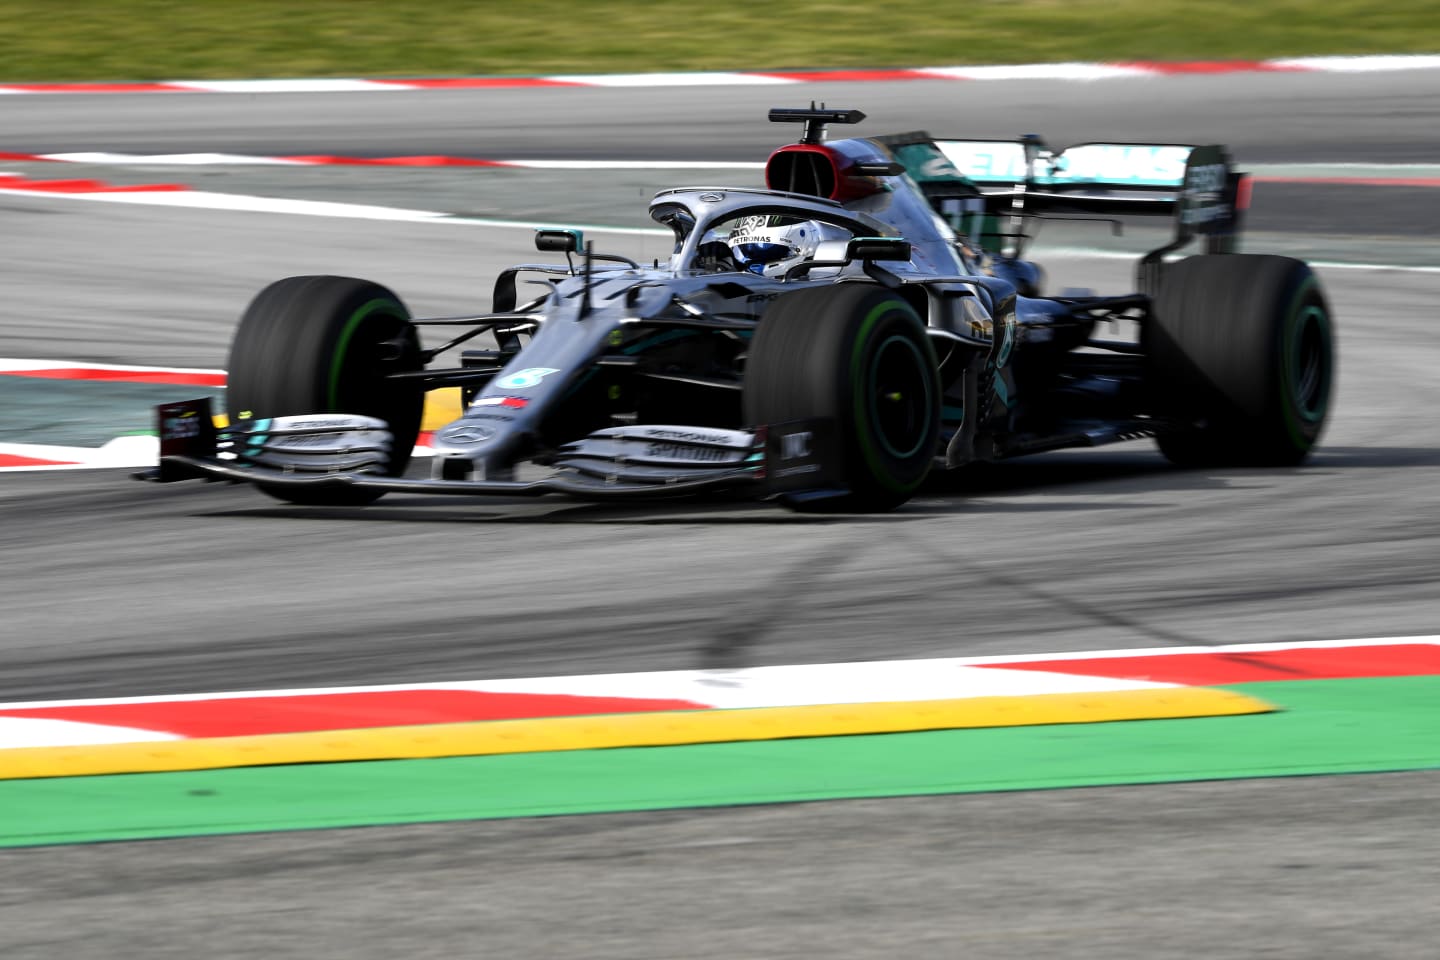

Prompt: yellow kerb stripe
xmin=0 ymin=688 xmax=1273 ymax=781
xmin=421 ymin=388 xmax=464 ymax=431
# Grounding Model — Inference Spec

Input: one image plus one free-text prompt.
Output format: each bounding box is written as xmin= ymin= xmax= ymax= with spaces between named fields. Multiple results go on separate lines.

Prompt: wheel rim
xmin=866 ymin=333 xmax=934 ymax=459
xmin=327 ymin=298 xmax=422 ymax=476
xmin=1289 ymin=303 xmax=1331 ymax=423
xmin=328 ymin=298 xmax=412 ymax=411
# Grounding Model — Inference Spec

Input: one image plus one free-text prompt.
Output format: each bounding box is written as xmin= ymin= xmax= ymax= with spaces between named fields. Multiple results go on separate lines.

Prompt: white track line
xmin=8 ymin=186 xmax=1438 ymax=272
xmin=5 ymin=56 xmax=1440 ymax=96
xmin=9 ymin=153 xmax=1440 ymax=178
xmin=1033 ymin=245 xmax=1440 ymax=274
xmin=0 ymin=184 xmax=674 ymax=236
xmin=0 ymin=358 xmax=223 ymax=374
xmin=1269 ymin=55 xmax=1440 ymax=72
xmin=35 ymin=152 xmax=311 ymax=166
xmin=1 ymin=637 xmax=1434 ymax=712
xmin=172 ymin=78 xmax=412 ymax=93
xmin=0 ymin=717 xmax=181 ymax=747
xmin=0 ymin=437 xmax=159 ymax=470
xmin=916 ymin=63 xmax=1154 ymax=81
xmin=542 ymin=71 xmax=795 ymax=87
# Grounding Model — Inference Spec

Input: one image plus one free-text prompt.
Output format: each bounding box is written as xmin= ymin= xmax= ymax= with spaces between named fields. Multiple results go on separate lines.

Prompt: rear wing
xmin=882 ymin=133 xmax=1248 ymax=268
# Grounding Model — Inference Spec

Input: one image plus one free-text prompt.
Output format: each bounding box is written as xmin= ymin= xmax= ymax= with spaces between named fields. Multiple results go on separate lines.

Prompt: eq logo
xmin=780 ymin=430 xmax=812 ymax=460
xmin=1181 ymin=162 xmax=1229 ymax=227
xmin=163 ymin=415 xmax=199 ymax=439
xmin=1185 ymin=162 xmax=1228 ymax=196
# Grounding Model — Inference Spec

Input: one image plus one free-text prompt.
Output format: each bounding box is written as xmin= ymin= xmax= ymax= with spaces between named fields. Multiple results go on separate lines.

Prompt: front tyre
xmin=744 ymin=283 xmax=940 ymax=512
xmin=1146 ymin=255 xmax=1334 ymax=467
xmin=226 ymin=276 xmax=424 ymax=505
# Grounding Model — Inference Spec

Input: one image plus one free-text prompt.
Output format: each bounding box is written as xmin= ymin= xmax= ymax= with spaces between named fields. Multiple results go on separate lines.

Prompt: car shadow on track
xmin=192 ymin=450 xmax=1193 ymax=524
xmin=923 ymin=443 xmax=1440 ymax=498
xmin=192 ymin=444 xmax=1430 ymax=525
xmin=157 ymin=443 xmax=1440 ymax=526
xmin=201 ymin=498 xmax=863 ymax=526
xmin=1303 ymin=445 xmax=1440 ymax=469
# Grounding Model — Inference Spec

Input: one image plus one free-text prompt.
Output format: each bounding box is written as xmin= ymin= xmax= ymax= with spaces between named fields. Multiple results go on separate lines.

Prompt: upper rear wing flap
xmin=890 ymin=135 xmax=1247 ymax=256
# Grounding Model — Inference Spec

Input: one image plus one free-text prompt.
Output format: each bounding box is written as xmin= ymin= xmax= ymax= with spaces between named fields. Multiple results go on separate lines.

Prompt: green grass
xmin=1 ymin=0 xmax=1436 ymax=82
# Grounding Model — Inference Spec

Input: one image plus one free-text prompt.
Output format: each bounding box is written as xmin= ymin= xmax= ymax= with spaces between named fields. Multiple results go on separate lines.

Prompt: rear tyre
xmin=744 ymin=283 xmax=940 ymax=512
xmin=227 ymin=276 xmax=423 ymax=505
xmin=1146 ymin=255 xmax=1334 ymax=467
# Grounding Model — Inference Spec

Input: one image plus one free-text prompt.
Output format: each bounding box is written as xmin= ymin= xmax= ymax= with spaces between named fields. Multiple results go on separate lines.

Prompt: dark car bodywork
xmin=150 ymin=106 xmax=1266 ymax=508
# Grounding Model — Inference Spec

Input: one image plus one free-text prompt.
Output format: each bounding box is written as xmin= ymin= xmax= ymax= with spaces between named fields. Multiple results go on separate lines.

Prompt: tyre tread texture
xmin=1146 ymin=254 xmax=1333 ymax=467
xmin=226 ymin=275 xmax=422 ymax=505
xmin=743 ymin=283 xmax=939 ymax=512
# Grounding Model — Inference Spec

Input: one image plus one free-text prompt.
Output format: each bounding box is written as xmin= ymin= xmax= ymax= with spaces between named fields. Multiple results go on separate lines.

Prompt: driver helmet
xmin=727 ymin=215 xmax=826 ymax=278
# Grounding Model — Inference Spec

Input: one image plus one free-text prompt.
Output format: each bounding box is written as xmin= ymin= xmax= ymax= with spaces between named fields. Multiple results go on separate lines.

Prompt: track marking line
xmin=5 ymin=56 xmax=1440 ymax=96
xmin=0 ymin=452 xmax=81 ymax=468
xmin=0 ymin=718 xmax=179 ymax=748
xmin=1032 ymin=246 xmax=1440 ymax=274
xmin=7 ymin=183 xmax=1437 ymax=277
xmin=0 ymin=688 xmax=1273 ymax=780
xmin=9 ymin=151 xmax=1440 ymax=183
xmin=0 ymin=362 xmax=454 ymax=471
xmin=1269 ymin=54 xmax=1440 ymax=72
xmin=0 ymin=358 xmax=224 ymax=377
xmin=0 ymin=183 xmax=674 ymax=236
xmin=3 ymin=638 xmax=1434 ymax=713
xmin=915 ymin=63 xmax=1154 ymax=81
xmin=0 ymin=437 xmax=159 ymax=471
xmin=4 ymin=638 xmax=1433 ymax=779
xmin=172 ymin=78 xmax=416 ymax=94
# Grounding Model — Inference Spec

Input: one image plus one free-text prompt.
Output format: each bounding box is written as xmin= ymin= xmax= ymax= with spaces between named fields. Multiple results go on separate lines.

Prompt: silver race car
xmin=148 ymin=106 xmax=1334 ymax=511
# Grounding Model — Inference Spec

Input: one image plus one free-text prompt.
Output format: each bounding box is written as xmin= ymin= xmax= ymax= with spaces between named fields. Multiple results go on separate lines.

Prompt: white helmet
xmin=727 ymin=216 xmax=826 ymax=278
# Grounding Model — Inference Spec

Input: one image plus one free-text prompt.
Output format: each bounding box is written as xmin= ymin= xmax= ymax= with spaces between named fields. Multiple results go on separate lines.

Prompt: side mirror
xmin=845 ymin=237 xmax=911 ymax=262
xmin=536 ymin=229 xmax=583 ymax=253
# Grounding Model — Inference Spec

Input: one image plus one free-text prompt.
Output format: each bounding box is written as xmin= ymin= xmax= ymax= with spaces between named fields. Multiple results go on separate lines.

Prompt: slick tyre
xmin=227 ymin=276 xmax=423 ymax=505
xmin=1145 ymin=255 xmax=1334 ymax=467
xmin=744 ymin=283 xmax=940 ymax=512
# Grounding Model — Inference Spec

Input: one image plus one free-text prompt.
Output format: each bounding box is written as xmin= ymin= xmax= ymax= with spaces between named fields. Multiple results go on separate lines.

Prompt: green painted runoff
xmin=3 ymin=677 xmax=1438 ymax=848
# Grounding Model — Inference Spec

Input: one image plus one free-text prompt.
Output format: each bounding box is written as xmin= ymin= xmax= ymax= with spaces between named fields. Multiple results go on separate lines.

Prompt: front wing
xmin=141 ymin=399 xmax=846 ymax=503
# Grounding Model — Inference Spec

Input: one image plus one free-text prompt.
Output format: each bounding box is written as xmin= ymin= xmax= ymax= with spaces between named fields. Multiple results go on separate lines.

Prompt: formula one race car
xmin=148 ymin=105 xmax=1334 ymax=511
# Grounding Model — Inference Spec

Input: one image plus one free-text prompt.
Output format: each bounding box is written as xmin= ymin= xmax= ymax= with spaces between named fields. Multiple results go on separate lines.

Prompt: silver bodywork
xmin=152 ymin=113 xmax=1241 ymax=501
xmin=428 ymin=183 xmax=992 ymax=485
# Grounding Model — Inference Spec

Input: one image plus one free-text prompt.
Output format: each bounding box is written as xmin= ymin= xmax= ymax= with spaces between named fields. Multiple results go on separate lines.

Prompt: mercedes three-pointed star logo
xmin=445 ymin=425 xmax=494 ymax=444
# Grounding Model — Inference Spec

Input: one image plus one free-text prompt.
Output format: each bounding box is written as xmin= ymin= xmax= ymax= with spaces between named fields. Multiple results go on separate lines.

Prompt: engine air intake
xmin=766 ymin=146 xmax=837 ymax=199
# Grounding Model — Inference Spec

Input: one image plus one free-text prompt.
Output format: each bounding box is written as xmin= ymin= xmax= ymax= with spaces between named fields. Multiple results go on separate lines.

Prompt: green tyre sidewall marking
xmin=326 ymin=297 xmax=405 ymax=411
xmin=848 ymin=299 xmax=935 ymax=495
xmin=1278 ymin=275 xmax=1333 ymax=450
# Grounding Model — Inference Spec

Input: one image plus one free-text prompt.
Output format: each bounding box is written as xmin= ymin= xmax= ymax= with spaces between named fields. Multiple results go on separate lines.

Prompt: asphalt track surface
xmin=4 ymin=72 xmax=1440 ymax=957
